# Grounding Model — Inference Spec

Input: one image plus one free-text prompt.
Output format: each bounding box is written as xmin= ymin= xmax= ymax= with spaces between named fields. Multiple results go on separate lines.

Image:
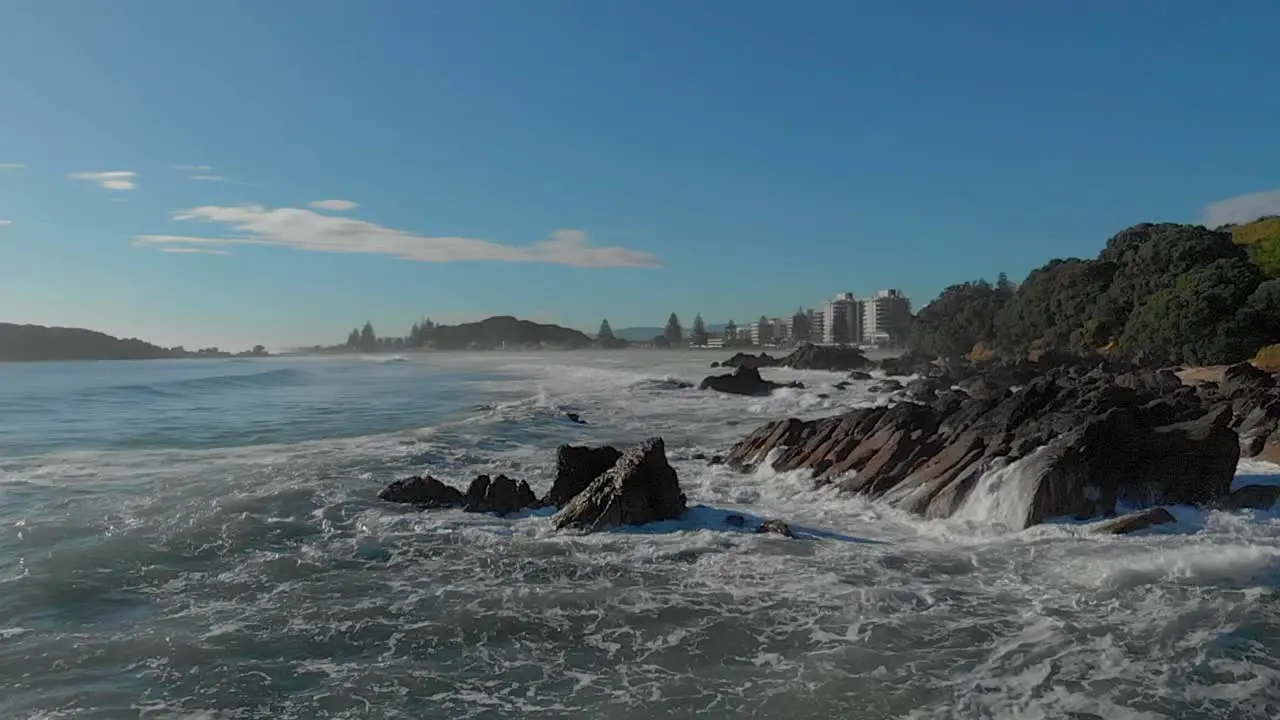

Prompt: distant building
xmin=703 ymin=335 xmax=725 ymax=349
xmin=750 ymin=317 xmax=774 ymax=346
xmin=806 ymin=308 xmax=824 ymax=344
xmin=771 ymin=316 xmax=792 ymax=344
xmin=823 ymin=292 xmax=863 ymax=345
xmin=863 ymin=289 xmax=911 ymax=346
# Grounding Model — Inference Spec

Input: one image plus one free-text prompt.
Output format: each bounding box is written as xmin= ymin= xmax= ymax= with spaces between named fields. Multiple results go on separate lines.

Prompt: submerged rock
xmin=378 ymin=475 xmax=464 ymax=507
xmin=1212 ymin=484 xmax=1280 ymax=511
xmin=544 ymin=444 xmax=623 ymax=508
xmin=848 ymin=370 xmax=874 ymax=381
xmin=727 ymin=367 xmax=1241 ymax=529
xmin=1091 ymin=507 xmax=1177 ymax=535
xmin=757 ymin=519 xmax=795 ymax=538
xmin=553 ymin=437 xmax=687 ymax=532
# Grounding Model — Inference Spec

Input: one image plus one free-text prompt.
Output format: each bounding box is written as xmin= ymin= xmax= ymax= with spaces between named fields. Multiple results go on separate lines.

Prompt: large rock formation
xmin=777 ymin=343 xmax=871 ymax=371
xmin=554 ymin=437 xmax=687 ymax=531
xmin=727 ymin=367 xmax=1241 ymax=529
xmin=543 ymin=444 xmax=623 ymax=508
xmin=721 ymin=352 xmax=779 ymax=369
xmin=700 ymin=366 xmax=799 ymax=396
xmin=378 ymin=475 xmax=465 ymax=507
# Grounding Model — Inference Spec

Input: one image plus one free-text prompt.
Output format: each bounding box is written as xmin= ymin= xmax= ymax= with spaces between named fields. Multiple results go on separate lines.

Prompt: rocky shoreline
xmin=379 ymin=345 xmax=1280 ymax=536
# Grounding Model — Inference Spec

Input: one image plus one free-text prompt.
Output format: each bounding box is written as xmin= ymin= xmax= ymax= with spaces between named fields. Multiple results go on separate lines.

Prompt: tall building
xmin=823 ymin=293 xmax=863 ymax=345
xmin=863 ymin=289 xmax=912 ymax=346
xmin=806 ymin=308 xmax=824 ymax=344
xmin=750 ymin=317 xmax=774 ymax=346
xmin=772 ymin=316 xmax=792 ymax=344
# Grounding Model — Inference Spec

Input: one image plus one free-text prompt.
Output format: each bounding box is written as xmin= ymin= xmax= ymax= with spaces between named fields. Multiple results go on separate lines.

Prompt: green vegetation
xmin=596 ymin=318 xmax=629 ymax=348
xmin=909 ymin=222 xmax=1280 ymax=366
xmin=1229 ymin=216 xmax=1280 ymax=278
xmin=0 ymin=323 xmax=266 ymax=362
xmin=690 ymin=314 xmax=709 ymax=346
xmin=335 ymin=316 xmax=591 ymax=352
xmin=664 ymin=313 xmax=684 ymax=346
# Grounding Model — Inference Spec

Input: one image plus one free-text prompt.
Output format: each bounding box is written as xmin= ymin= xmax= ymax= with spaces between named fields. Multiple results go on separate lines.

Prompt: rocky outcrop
xmin=379 ymin=473 xmax=536 ymax=515
xmin=727 ymin=367 xmax=1240 ymax=529
xmin=700 ymin=366 xmax=800 ymax=396
xmin=1213 ymin=484 xmax=1280 ymax=511
xmin=1091 ymin=507 xmax=1177 ymax=535
xmin=721 ymin=352 xmax=779 ymax=369
xmin=757 ymin=519 xmax=796 ymax=538
xmin=378 ymin=475 xmax=465 ymax=507
xmin=554 ymin=437 xmax=687 ymax=531
xmin=544 ymin=444 xmax=623 ymax=508
xmin=778 ymin=343 xmax=871 ymax=371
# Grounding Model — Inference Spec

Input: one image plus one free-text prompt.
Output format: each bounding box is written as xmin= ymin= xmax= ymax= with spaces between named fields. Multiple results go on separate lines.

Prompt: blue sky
xmin=1 ymin=1 xmax=1278 ymax=350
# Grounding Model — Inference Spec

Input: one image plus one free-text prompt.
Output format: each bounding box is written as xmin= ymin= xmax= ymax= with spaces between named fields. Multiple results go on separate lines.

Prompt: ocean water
xmin=1 ymin=352 xmax=1279 ymax=719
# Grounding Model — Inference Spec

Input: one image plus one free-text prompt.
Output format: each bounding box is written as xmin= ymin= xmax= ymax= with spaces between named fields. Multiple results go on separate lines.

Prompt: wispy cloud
xmin=174 ymin=164 xmax=213 ymax=172
xmin=308 ymin=199 xmax=358 ymax=212
xmin=1202 ymin=189 xmax=1280 ymax=228
xmin=134 ymin=204 xmax=661 ymax=268
xmin=0 ymin=163 xmax=23 ymax=170
xmin=189 ymin=175 xmax=227 ymax=182
xmin=68 ymin=170 xmax=137 ymax=191
xmin=0 ymin=219 xmax=12 ymax=226
xmin=158 ymin=246 xmax=230 ymax=256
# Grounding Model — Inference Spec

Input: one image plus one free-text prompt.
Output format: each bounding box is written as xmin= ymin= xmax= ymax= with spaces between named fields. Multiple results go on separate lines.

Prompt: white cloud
xmin=158 ymin=247 xmax=230 ymax=255
xmin=1202 ymin=189 xmax=1280 ymax=228
xmin=0 ymin=219 xmax=11 ymax=226
xmin=133 ymin=204 xmax=661 ymax=268
xmin=189 ymin=175 xmax=226 ymax=182
xmin=308 ymin=199 xmax=359 ymax=212
xmin=68 ymin=170 xmax=137 ymax=191
xmin=175 ymin=164 xmax=213 ymax=172
xmin=0 ymin=163 xmax=23 ymax=169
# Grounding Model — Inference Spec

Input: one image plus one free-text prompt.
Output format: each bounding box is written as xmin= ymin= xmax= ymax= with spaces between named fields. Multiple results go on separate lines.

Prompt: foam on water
xmin=1 ymin=352 xmax=1279 ymax=718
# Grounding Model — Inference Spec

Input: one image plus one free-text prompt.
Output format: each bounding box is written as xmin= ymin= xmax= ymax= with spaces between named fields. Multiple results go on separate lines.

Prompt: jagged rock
xmin=905 ymin=377 xmax=952 ymax=402
xmin=727 ymin=366 xmax=1241 ymax=529
xmin=757 ymin=519 xmax=795 ymax=538
xmin=378 ymin=475 xmax=464 ymax=507
xmin=544 ymin=444 xmax=622 ymax=508
xmin=553 ymin=437 xmax=687 ymax=532
xmin=777 ymin=343 xmax=871 ymax=371
xmin=709 ymin=361 xmax=720 ymax=368
xmin=700 ymin=366 xmax=796 ymax=396
xmin=834 ymin=381 xmax=851 ymax=390
xmin=1221 ymin=362 xmax=1275 ymax=398
xmin=869 ymin=379 xmax=904 ymax=394
xmin=1213 ymin=484 xmax=1280 ymax=511
xmin=849 ymin=370 xmax=874 ymax=381
xmin=721 ymin=352 xmax=779 ymax=369
xmin=464 ymin=474 xmax=537 ymax=515
xmin=1091 ymin=507 xmax=1177 ymax=535
xmin=708 ymin=455 xmax=726 ymax=466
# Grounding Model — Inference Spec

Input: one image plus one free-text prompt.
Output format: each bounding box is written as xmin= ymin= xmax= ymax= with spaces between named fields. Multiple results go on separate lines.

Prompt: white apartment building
xmin=823 ymin=292 xmax=862 ymax=345
xmin=862 ymin=289 xmax=911 ymax=346
xmin=750 ymin=317 xmax=774 ymax=346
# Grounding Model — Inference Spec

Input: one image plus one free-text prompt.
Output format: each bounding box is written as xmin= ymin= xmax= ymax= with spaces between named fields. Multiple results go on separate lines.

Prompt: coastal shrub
xmin=1253 ymin=344 xmax=1280 ymax=372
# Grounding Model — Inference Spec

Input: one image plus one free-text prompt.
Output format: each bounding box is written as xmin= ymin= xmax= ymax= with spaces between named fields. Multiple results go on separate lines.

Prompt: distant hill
xmin=427 ymin=316 xmax=591 ymax=350
xmin=0 ymin=323 xmax=265 ymax=362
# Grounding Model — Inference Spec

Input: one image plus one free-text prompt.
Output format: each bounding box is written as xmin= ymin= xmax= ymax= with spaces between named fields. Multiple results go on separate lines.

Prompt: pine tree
xmin=597 ymin=318 xmax=617 ymax=345
xmin=346 ymin=328 xmax=360 ymax=348
xmin=359 ymin=322 xmax=377 ymax=352
xmin=664 ymin=313 xmax=683 ymax=345
xmin=691 ymin=313 xmax=708 ymax=346
xmin=724 ymin=319 xmax=737 ymax=347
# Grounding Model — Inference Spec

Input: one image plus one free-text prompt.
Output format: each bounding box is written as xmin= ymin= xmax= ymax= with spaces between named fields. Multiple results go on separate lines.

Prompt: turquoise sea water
xmin=1 ymin=352 xmax=1278 ymax=718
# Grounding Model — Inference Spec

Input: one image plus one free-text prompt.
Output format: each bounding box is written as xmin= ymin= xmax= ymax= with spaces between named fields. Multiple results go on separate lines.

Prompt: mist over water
xmin=1 ymin=352 xmax=1279 ymax=718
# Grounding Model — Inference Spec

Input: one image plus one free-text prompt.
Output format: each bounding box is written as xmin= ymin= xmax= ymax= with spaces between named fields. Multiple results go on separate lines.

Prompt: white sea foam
xmin=1 ymin=352 xmax=1278 ymax=718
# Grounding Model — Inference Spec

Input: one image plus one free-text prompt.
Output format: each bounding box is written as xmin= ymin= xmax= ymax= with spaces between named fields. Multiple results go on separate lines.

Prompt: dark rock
xmin=544 ymin=444 xmax=622 ymax=508
xmin=709 ymin=361 xmax=720 ymax=368
xmin=869 ymin=379 xmax=905 ymax=394
xmin=708 ymin=455 xmax=726 ymax=466
xmin=700 ymin=365 xmax=789 ymax=396
xmin=777 ymin=343 xmax=871 ymax=371
xmin=834 ymin=381 xmax=851 ymax=390
xmin=464 ymin=474 xmax=537 ymax=515
xmin=905 ymin=377 xmax=951 ymax=402
xmin=757 ymin=519 xmax=795 ymax=538
xmin=1091 ymin=507 xmax=1177 ymax=535
xmin=721 ymin=352 xmax=779 ymax=369
xmin=1213 ymin=484 xmax=1280 ymax=511
xmin=554 ymin=437 xmax=687 ymax=532
xmin=1221 ymin=362 xmax=1275 ymax=398
xmin=727 ymin=367 xmax=1241 ymax=529
xmin=725 ymin=514 xmax=746 ymax=527
xmin=378 ymin=475 xmax=464 ymax=507
xmin=849 ymin=370 xmax=873 ymax=381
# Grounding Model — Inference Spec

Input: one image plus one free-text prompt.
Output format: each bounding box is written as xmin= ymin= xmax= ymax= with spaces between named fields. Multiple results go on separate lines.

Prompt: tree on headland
xmin=596 ymin=318 xmax=627 ymax=348
xmin=652 ymin=334 xmax=671 ymax=349
xmin=791 ymin=308 xmax=810 ymax=343
xmin=664 ymin=313 xmax=684 ymax=346
xmin=358 ymin=322 xmax=378 ymax=352
xmin=690 ymin=313 xmax=708 ymax=346
xmin=346 ymin=328 xmax=360 ymax=349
